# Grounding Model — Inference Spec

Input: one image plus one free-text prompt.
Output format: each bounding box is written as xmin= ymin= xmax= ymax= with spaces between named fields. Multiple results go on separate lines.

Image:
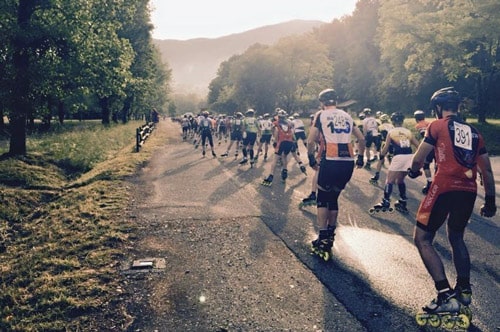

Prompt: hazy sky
xmin=150 ymin=0 xmax=358 ymax=40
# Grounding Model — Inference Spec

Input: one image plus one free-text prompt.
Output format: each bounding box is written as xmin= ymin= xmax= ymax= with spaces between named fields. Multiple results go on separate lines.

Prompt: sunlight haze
xmin=150 ymin=0 xmax=358 ymax=40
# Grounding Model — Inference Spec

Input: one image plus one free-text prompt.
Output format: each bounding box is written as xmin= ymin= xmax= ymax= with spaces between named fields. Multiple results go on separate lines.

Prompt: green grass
xmin=0 ymin=120 xmax=163 ymax=331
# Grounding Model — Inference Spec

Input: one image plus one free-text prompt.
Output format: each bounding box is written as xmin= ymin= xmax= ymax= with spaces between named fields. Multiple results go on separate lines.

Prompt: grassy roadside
xmin=0 ymin=120 xmax=172 ymax=331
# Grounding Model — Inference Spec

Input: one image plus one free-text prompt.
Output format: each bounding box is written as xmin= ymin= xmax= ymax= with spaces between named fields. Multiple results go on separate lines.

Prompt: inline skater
xmin=255 ymin=113 xmax=273 ymax=162
xmin=220 ymin=112 xmax=244 ymax=159
xmin=362 ymin=108 xmax=381 ymax=168
xmin=369 ymin=112 xmax=419 ymax=214
xmin=306 ymin=88 xmax=365 ymax=261
xmin=239 ymin=109 xmax=259 ymax=166
xmin=197 ymin=111 xmax=217 ymax=157
xmin=261 ymin=110 xmax=295 ymax=186
xmin=291 ymin=113 xmax=307 ymax=155
xmin=408 ymin=87 xmax=496 ymax=329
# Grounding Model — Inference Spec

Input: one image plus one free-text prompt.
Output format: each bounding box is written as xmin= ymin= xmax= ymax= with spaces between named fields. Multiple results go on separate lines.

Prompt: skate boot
xmin=299 ymin=164 xmax=307 ymax=176
xmin=394 ymin=199 xmax=409 ymax=214
xmin=299 ymin=192 xmax=317 ymax=208
xmin=261 ymin=175 xmax=273 ymax=186
xmin=364 ymin=161 xmax=371 ymax=169
xmin=202 ymin=150 xmax=206 ymax=157
xmin=250 ymin=158 xmax=255 ymax=168
xmin=239 ymin=157 xmax=248 ymax=165
xmin=422 ymin=181 xmax=432 ymax=194
xmin=311 ymin=228 xmax=334 ymax=261
xmin=368 ymin=198 xmax=393 ymax=214
xmin=281 ymin=169 xmax=288 ymax=182
xmin=415 ymin=291 xmax=470 ymax=329
xmin=455 ymin=285 xmax=472 ymax=321
xmin=234 ymin=152 xmax=238 ymax=160
xmin=212 ymin=151 xmax=217 ymax=158
xmin=220 ymin=152 xmax=229 ymax=157
xmin=263 ymin=153 xmax=268 ymax=162
xmin=369 ymin=172 xmax=379 ymax=185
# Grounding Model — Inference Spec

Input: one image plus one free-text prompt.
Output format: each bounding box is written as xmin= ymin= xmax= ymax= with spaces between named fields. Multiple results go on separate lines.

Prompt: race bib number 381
xmin=453 ymin=121 xmax=472 ymax=150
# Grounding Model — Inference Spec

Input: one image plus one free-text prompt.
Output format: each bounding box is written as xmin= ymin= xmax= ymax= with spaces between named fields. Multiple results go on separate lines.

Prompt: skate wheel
xmin=388 ymin=207 xmax=394 ymax=213
xmin=368 ymin=208 xmax=376 ymax=215
xmin=441 ymin=315 xmax=455 ymax=329
xmin=415 ymin=314 xmax=427 ymax=326
xmin=456 ymin=313 xmax=470 ymax=329
xmin=428 ymin=314 xmax=441 ymax=327
xmin=460 ymin=306 xmax=472 ymax=321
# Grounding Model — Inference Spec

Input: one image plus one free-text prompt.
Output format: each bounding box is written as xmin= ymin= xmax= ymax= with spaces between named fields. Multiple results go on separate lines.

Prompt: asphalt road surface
xmin=123 ymin=119 xmax=499 ymax=332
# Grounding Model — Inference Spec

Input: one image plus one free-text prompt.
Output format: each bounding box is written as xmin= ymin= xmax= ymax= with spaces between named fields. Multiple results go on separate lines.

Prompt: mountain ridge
xmin=153 ymin=20 xmax=325 ymax=94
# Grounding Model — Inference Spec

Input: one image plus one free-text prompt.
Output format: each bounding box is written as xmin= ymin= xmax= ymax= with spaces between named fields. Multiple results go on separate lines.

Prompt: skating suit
xmin=416 ymin=115 xmax=486 ymax=230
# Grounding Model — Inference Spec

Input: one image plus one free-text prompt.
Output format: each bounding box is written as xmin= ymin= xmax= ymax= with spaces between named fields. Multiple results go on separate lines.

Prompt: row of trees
xmin=1 ymin=0 xmax=170 ymax=155
xmin=207 ymin=0 xmax=500 ymax=122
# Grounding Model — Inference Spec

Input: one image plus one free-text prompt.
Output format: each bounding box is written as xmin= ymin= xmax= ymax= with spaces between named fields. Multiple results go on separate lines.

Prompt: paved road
xmin=124 ymin=119 xmax=499 ymax=331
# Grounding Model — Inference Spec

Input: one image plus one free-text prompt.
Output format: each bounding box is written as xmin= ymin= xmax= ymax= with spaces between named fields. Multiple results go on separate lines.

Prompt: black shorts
xmin=242 ymin=132 xmax=257 ymax=146
xmin=276 ymin=141 xmax=294 ymax=155
xmin=417 ymin=191 xmax=476 ymax=233
xmin=230 ymin=130 xmax=243 ymax=141
xmin=294 ymin=132 xmax=306 ymax=141
xmin=318 ymin=160 xmax=354 ymax=192
xmin=260 ymin=134 xmax=272 ymax=144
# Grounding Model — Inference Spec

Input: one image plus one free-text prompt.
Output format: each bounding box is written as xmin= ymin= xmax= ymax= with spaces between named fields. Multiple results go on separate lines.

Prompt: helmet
xmin=246 ymin=108 xmax=255 ymax=115
xmin=358 ymin=112 xmax=366 ymax=120
xmin=235 ymin=112 xmax=243 ymax=117
xmin=202 ymin=110 xmax=209 ymax=117
xmin=263 ymin=113 xmax=270 ymax=118
xmin=380 ymin=113 xmax=389 ymax=123
xmin=363 ymin=108 xmax=372 ymax=115
xmin=376 ymin=111 xmax=383 ymax=118
xmin=430 ymin=87 xmax=460 ymax=118
xmin=292 ymin=112 xmax=299 ymax=118
xmin=318 ymin=88 xmax=338 ymax=106
xmin=414 ymin=110 xmax=425 ymax=121
xmin=390 ymin=112 xmax=405 ymax=124
xmin=310 ymin=114 xmax=315 ymax=118
xmin=277 ymin=109 xmax=287 ymax=118
xmin=274 ymin=107 xmax=282 ymax=114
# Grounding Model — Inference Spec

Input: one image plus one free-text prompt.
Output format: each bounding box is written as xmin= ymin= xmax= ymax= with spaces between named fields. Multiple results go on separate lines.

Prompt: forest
xmin=2 ymin=0 xmax=499 ymax=157
xmin=207 ymin=0 xmax=500 ymax=123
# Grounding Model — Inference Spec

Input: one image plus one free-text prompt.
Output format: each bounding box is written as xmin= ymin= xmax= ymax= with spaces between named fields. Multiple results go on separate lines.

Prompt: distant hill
xmin=153 ymin=20 xmax=325 ymax=95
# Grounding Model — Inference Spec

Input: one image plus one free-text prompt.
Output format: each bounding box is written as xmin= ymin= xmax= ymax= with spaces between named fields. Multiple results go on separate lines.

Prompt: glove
xmin=480 ymin=195 xmax=497 ymax=217
xmin=355 ymin=154 xmax=364 ymax=168
xmin=308 ymin=154 xmax=317 ymax=168
xmin=407 ymin=168 xmax=422 ymax=179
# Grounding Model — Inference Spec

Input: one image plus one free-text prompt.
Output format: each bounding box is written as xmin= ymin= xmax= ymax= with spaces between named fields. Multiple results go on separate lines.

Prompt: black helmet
xmin=430 ymin=87 xmax=460 ymax=118
xmin=318 ymin=88 xmax=338 ymax=106
xmin=414 ymin=110 xmax=425 ymax=121
xmin=391 ymin=112 xmax=405 ymax=124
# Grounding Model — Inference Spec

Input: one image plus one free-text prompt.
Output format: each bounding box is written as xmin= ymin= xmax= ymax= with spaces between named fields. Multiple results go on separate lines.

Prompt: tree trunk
xmin=100 ymin=96 xmax=110 ymax=125
xmin=9 ymin=0 xmax=35 ymax=155
xmin=58 ymin=100 xmax=65 ymax=124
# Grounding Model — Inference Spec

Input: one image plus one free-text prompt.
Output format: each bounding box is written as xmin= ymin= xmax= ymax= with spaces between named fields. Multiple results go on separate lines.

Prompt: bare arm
xmin=352 ymin=126 xmax=365 ymax=157
xmin=410 ymin=141 xmax=434 ymax=172
xmin=477 ymin=153 xmax=496 ymax=197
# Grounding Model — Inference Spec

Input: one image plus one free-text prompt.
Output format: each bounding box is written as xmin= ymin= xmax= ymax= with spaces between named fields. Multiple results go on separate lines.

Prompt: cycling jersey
xmin=314 ymin=108 xmax=355 ymax=161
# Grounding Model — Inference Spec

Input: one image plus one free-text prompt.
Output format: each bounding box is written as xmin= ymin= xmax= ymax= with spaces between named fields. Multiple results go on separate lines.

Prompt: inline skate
xmin=261 ymin=175 xmax=273 ymax=186
xmin=299 ymin=192 xmax=316 ymax=208
xmin=368 ymin=198 xmax=394 ymax=214
xmin=415 ymin=292 xmax=470 ymax=329
xmin=369 ymin=172 xmax=379 ymax=185
xmin=422 ymin=181 xmax=432 ymax=194
xmin=455 ymin=285 xmax=473 ymax=321
xmin=394 ymin=199 xmax=409 ymax=214
xmin=239 ymin=157 xmax=248 ymax=165
xmin=311 ymin=228 xmax=335 ymax=261
xmin=281 ymin=169 xmax=288 ymax=182
xmin=299 ymin=164 xmax=307 ymax=176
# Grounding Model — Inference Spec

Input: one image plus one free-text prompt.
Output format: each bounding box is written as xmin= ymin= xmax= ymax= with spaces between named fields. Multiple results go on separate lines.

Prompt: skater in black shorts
xmin=306 ymin=88 xmax=365 ymax=261
xmin=408 ymin=87 xmax=496 ymax=328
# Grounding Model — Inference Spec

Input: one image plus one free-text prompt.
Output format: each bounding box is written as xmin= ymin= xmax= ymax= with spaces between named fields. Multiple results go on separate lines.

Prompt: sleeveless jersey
xmin=259 ymin=119 xmax=273 ymax=135
xmin=362 ymin=117 xmax=379 ymax=136
xmin=292 ymin=118 xmax=305 ymax=133
xmin=424 ymin=115 xmax=485 ymax=187
xmin=275 ymin=120 xmax=295 ymax=143
xmin=243 ymin=117 xmax=258 ymax=133
xmin=199 ymin=117 xmax=213 ymax=133
xmin=231 ymin=118 xmax=244 ymax=132
xmin=315 ymin=108 xmax=355 ymax=160
xmin=387 ymin=127 xmax=413 ymax=155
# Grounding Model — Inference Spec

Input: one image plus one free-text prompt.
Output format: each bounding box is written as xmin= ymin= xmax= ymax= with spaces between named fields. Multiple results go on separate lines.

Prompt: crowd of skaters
xmin=173 ymin=87 xmax=496 ymax=326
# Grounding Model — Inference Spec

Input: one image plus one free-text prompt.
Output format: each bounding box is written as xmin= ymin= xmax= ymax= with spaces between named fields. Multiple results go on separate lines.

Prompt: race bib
xmin=454 ymin=121 xmax=472 ymax=150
